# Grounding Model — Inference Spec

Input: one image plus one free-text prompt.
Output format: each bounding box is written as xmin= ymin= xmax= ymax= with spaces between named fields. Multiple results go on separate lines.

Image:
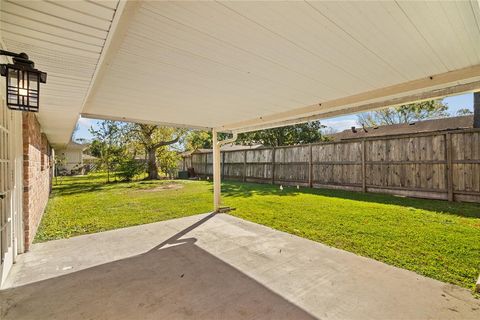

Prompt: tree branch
xmin=152 ymin=135 xmax=181 ymax=149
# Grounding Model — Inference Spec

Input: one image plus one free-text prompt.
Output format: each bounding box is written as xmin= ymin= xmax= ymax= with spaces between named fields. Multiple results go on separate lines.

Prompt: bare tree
xmin=357 ymin=100 xmax=449 ymax=127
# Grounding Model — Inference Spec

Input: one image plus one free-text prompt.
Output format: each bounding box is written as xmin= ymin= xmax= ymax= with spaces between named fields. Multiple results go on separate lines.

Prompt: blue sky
xmin=75 ymin=92 xmax=474 ymax=141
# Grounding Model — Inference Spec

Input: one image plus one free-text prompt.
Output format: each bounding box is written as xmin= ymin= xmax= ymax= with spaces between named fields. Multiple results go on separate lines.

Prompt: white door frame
xmin=12 ymin=110 xmax=24 ymax=258
xmin=0 ymin=94 xmax=23 ymax=286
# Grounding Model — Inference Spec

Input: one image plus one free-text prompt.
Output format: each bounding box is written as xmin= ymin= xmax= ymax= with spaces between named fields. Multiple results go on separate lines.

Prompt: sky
xmin=74 ymin=92 xmax=474 ymax=141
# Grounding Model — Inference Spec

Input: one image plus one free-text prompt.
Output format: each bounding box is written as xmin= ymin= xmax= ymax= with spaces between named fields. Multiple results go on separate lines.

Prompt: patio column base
xmin=476 ymin=274 xmax=480 ymax=293
xmin=214 ymin=207 xmax=236 ymax=213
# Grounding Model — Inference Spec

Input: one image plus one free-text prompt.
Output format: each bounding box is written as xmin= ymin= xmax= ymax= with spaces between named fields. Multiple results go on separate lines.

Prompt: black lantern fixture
xmin=0 ymin=50 xmax=47 ymax=112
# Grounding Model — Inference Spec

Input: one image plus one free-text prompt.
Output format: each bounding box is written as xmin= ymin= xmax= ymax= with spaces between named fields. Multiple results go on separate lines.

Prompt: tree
xmin=86 ymin=140 xmax=104 ymax=158
xmin=116 ymin=158 xmax=144 ymax=182
xmin=456 ymin=108 xmax=473 ymax=116
xmin=89 ymin=120 xmax=123 ymax=183
xmin=185 ymin=122 xmax=325 ymax=149
xmin=185 ymin=130 xmax=229 ymax=150
xmin=127 ymin=124 xmax=184 ymax=179
xmin=185 ymin=130 xmax=212 ymax=150
xmin=54 ymin=153 xmax=67 ymax=184
xmin=157 ymin=146 xmax=181 ymax=179
xmin=237 ymin=121 xmax=326 ymax=147
xmin=357 ymin=100 xmax=449 ymax=127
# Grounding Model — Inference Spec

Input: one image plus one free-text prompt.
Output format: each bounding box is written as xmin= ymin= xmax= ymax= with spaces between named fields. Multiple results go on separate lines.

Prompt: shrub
xmin=116 ymin=159 xmax=144 ymax=181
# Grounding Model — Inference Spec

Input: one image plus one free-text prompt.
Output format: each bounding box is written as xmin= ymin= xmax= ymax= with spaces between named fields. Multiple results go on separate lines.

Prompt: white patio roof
xmin=2 ymin=1 xmax=480 ymax=146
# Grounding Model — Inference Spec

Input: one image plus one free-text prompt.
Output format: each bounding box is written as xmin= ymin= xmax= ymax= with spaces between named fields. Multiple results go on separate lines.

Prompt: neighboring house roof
xmin=58 ymin=141 xmax=89 ymax=151
xmin=82 ymin=154 xmax=98 ymax=160
xmin=220 ymin=143 xmax=264 ymax=152
xmin=328 ymin=115 xmax=473 ymax=141
xmin=181 ymin=144 xmax=263 ymax=156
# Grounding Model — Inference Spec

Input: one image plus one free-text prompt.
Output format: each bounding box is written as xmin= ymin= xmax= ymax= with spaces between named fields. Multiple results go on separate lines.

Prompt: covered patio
xmin=1 ymin=1 xmax=480 ymax=319
xmin=2 ymin=213 xmax=479 ymax=319
xmin=3 ymin=0 xmax=480 ymax=211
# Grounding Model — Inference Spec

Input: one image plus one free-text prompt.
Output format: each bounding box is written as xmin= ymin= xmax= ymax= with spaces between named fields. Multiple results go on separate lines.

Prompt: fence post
xmin=204 ymin=153 xmax=208 ymax=178
xmin=243 ymin=150 xmax=247 ymax=182
xmin=446 ymin=133 xmax=454 ymax=201
xmin=362 ymin=139 xmax=367 ymax=192
xmin=221 ymin=151 xmax=225 ymax=179
xmin=308 ymin=144 xmax=313 ymax=188
xmin=271 ymin=147 xmax=276 ymax=184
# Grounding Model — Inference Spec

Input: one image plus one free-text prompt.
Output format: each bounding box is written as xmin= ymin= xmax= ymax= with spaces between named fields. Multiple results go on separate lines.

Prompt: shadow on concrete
xmin=0 ymin=213 xmax=316 ymax=320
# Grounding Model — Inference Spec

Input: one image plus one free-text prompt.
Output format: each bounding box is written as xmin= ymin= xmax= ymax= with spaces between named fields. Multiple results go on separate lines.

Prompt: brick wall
xmin=22 ymin=113 xmax=52 ymax=249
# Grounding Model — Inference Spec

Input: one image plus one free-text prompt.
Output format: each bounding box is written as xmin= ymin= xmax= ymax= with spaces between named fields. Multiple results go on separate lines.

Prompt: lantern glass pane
xmin=7 ymin=68 xmax=19 ymax=106
xmin=28 ymin=71 xmax=39 ymax=107
xmin=28 ymin=72 xmax=38 ymax=87
xmin=18 ymin=70 xmax=28 ymax=96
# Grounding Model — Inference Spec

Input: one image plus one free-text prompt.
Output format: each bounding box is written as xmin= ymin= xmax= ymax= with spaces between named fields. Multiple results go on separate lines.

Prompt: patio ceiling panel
xmin=0 ymin=0 xmax=119 ymax=146
xmin=81 ymin=0 xmax=480 ymax=133
xmin=1 ymin=1 xmax=480 ymax=144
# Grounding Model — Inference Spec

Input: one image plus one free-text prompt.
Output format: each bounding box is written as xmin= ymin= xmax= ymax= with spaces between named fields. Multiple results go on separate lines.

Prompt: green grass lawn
xmin=37 ymin=173 xmax=480 ymax=291
xmin=37 ymin=174 xmax=212 ymax=241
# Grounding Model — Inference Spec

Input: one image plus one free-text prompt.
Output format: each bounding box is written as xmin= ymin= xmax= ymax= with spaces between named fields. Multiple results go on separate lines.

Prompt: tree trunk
xmin=146 ymin=148 xmax=159 ymax=180
xmin=106 ymin=157 xmax=110 ymax=183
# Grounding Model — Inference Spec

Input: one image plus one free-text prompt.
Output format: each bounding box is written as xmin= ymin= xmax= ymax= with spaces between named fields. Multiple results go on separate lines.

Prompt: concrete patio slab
xmin=1 ymin=213 xmax=479 ymax=320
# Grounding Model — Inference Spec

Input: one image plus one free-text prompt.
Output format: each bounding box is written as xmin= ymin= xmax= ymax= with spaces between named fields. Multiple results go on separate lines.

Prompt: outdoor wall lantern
xmin=0 ymin=50 xmax=47 ymax=112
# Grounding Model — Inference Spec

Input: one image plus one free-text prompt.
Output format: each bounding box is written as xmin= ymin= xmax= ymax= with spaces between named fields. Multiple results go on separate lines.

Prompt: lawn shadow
xmin=221 ymin=181 xmax=480 ymax=219
xmin=52 ymin=177 xmax=181 ymax=196
xmin=52 ymin=182 xmax=104 ymax=196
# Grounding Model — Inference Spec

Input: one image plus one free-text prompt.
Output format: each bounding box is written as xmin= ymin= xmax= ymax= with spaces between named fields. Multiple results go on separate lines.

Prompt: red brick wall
xmin=23 ymin=113 xmax=52 ymax=249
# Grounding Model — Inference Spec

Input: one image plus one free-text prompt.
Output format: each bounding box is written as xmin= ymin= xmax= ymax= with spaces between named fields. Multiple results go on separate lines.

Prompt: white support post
xmin=212 ymin=130 xmax=238 ymax=212
xmin=212 ymin=129 xmax=221 ymax=212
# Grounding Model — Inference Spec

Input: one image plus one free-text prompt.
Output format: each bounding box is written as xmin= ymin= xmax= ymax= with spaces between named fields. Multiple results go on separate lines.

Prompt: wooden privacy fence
xmin=182 ymin=128 xmax=480 ymax=203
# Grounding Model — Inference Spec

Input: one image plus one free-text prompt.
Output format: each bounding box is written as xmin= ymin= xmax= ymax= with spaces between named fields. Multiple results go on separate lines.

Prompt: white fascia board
xmin=81 ymin=113 xmax=212 ymax=131
xmin=233 ymin=80 xmax=480 ymax=134
xmin=221 ymin=65 xmax=480 ymax=133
